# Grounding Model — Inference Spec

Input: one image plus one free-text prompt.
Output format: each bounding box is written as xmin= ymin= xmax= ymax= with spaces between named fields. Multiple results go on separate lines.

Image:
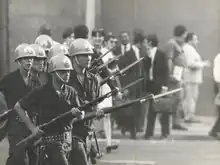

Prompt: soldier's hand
xmin=31 ymin=126 xmax=44 ymax=136
xmin=122 ymin=89 xmax=129 ymax=97
xmin=71 ymin=108 xmax=84 ymax=119
xmin=115 ymin=91 xmax=123 ymax=100
xmin=96 ymin=109 xmax=104 ymax=119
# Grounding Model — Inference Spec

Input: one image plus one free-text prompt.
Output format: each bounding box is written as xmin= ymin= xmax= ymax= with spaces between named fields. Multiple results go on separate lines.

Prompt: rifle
xmin=0 ymin=109 xmax=13 ymax=122
xmin=89 ymin=54 xmax=123 ymax=73
xmin=72 ymin=88 xmax=183 ymax=123
xmin=89 ymin=46 xmax=117 ymax=69
xmin=16 ymin=77 xmax=144 ymax=147
xmin=100 ymin=57 xmax=144 ymax=86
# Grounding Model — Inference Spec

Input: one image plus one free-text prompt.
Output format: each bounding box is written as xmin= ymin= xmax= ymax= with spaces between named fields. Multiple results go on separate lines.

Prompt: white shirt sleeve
xmin=213 ymin=53 xmax=220 ymax=83
xmin=183 ymin=44 xmax=204 ymax=69
xmin=97 ymin=84 xmax=112 ymax=109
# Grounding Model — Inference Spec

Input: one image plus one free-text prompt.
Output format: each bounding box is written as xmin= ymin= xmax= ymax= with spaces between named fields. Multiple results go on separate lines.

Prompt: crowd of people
xmin=0 ymin=22 xmax=215 ymax=165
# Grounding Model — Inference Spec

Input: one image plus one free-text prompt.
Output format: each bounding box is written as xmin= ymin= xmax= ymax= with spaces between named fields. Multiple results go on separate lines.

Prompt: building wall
xmin=8 ymin=0 xmax=101 ymax=71
xmin=101 ymin=0 xmax=220 ymax=116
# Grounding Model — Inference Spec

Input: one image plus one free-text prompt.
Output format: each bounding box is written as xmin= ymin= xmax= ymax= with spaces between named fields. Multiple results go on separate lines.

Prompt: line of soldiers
xmin=0 ymin=25 xmax=144 ymax=165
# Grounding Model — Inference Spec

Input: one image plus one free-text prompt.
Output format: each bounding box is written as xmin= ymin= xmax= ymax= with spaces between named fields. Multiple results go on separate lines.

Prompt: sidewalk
xmin=97 ymin=116 xmax=219 ymax=165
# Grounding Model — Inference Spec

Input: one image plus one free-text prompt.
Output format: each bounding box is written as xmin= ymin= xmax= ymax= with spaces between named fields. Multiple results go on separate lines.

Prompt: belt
xmin=42 ymin=131 xmax=72 ymax=143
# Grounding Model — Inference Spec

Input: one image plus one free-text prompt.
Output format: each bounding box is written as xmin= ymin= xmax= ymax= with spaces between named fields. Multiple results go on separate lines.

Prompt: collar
xmin=71 ymin=69 xmax=93 ymax=80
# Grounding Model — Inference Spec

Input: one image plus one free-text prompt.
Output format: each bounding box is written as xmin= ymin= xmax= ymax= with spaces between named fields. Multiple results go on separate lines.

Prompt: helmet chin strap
xmin=74 ymin=56 xmax=80 ymax=65
xmin=55 ymin=71 xmax=66 ymax=84
xmin=17 ymin=61 xmax=29 ymax=73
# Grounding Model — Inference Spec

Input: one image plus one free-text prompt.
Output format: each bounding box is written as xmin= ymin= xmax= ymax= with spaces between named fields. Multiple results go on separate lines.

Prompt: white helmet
xmin=35 ymin=35 xmax=53 ymax=52
xmin=47 ymin=43 xmax=69 ymax=62
xmin=14 ymin=43 xmax=36 ymax=61
xmin=30 ymin=44 xmax=47 ymax=59
xmin=47 ymin=54 xmax=73 ymax=73
xmin=68 ymin=38 xmax=93 ymax=56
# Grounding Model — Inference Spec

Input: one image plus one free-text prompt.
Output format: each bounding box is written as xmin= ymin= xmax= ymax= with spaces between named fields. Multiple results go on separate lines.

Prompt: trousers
xmin=69 ymin=138 xmax=88 ymax=165
xmin=45 ymin=142 xmax=70 ymax=165
xmin=182 ymin=83 xmax=199 ymax=120
xmin=145 ymin=100 xmax=170 ymax=136
xmin=6 ymin=135 xmax=29 ymax=165
xmin=169 ymin=82 xmax=185 ymax=126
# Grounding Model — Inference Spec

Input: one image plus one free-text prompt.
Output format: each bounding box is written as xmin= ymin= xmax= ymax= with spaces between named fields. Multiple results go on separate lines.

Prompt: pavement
xmin=96 ymin=116 xmax=220 ymax=165
xmin=0 ymin=116 xmax=219 ymax=165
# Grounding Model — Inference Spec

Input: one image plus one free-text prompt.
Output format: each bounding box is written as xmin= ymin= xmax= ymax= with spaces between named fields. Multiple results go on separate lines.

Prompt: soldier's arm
xmin=14 ymin=89 xmax=40 ymax=133
xmin=14 ymin=102 xmax=36 ymax=132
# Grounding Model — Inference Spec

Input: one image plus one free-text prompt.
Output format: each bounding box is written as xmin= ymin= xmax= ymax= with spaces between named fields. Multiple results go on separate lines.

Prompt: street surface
xmin=0 ymin=116 xmax=219 ymax=165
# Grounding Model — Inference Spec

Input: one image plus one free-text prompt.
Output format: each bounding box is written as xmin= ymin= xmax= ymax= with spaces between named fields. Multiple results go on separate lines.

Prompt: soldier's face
xmin=75 ymin=54 xmax=92 ymax=69
xmin=18 ymin=57 xmax=33 ymax=70
xmin=32 ymin=58 xmax=45 ymax=72
xmin=55 ymin=70 xmax=71 ymax=83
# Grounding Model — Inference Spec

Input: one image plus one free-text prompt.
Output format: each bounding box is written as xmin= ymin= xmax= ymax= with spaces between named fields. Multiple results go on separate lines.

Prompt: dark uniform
xmin=26 ymin=69 xmax=48 ymax=165
xmin=0 ymin=69 xmax=32 ymax=165
xmin=68 ymin=70 xmax=100 ymax=165
xmin=19 ymin=81 xmax=80 ymax=165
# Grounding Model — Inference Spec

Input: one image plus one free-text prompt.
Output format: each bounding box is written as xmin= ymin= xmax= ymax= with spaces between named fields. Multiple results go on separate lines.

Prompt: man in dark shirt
xmin=0 ymin=43 xmax=36 ymax=165
xmin=67 ymin=38 xmax=104 ymax=165
xmin=165 ymin=25 xmax=188 ymax=131
xmin=14 ymin=54 xmax=84 ymax=165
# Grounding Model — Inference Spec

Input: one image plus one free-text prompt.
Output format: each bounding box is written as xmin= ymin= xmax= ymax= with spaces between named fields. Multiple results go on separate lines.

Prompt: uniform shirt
xmin=183 ymin=43 xmax=204 ymax=84
xmin=27 ymin=69 xmax=48 ymax=89
xmin=68 ymin=70 xmax=101 ymax=140
xmin=0 ymin=69 xmax=32 ymax=135
xmin=214 ymin=53 xmax=220 ymax=83
xmin=19 ymin=82 xmax=79 ymax=134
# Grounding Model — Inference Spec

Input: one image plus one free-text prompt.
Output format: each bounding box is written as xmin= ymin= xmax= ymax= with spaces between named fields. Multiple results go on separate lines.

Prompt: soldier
xmin=14 ymin=54 xmax=84 ymax=165
xmin=35 ymin=34 xmax=53 ymax=57
xmin=29 ymin=44 xmax=48 ymax=88
xmin=0 ymin=43 xmax=36 ymax=165
xmin=67 ymin=38 xmax=104 ymax=165
xmin=48 ymin=43 xmax=69 ymax=62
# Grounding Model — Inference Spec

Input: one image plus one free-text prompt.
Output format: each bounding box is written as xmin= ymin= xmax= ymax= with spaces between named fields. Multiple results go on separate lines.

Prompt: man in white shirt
xmin=182 ymin=33 xmax=210 ymax=123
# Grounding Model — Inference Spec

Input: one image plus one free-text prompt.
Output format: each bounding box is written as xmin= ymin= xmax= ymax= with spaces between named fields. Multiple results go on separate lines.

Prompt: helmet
xmin=69 ymin=38 xmax=93 ymax=56
xmin=30 ymin=44 xmax=47 ymax=59
xmin=15 ymin=43 xmax=36 ymax=61
xmin=34 ymin=35 xmax=53 ymax=51
xmin=47 ymin=43 xmax=69 ymax=62
xmin=48 ymin=54 xmax=73 ymax=73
